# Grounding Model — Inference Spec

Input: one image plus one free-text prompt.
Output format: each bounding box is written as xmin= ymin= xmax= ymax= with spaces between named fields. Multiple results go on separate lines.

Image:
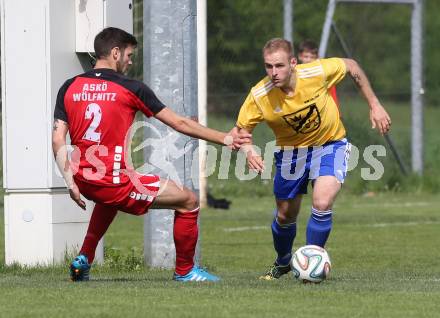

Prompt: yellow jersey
xmin=236 ymin=58 xmax=347 ymax=147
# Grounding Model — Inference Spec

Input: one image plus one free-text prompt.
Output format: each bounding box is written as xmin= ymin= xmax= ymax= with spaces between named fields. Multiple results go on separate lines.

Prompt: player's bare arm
xmin=52 ymin=119 xmax=86 ymax=210
xmin=343 ymin=58 xmax=391 ymax=135
xmin=154 ymin=107 xmax=252 ymax=149
xmin=234 ymin=127 xmax=265 ymax=173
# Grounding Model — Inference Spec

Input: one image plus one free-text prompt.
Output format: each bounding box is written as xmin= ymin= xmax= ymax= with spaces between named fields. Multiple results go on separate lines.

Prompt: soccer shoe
xmin=259 ymin=262 xmax=292 ymax=280
xmin=70 ymin=254 xmax=91 ymax=282
xmin=173 ymin=266 xmax=220 ymax=282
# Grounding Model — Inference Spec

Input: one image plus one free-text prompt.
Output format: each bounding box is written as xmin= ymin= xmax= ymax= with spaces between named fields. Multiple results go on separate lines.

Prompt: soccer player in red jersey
xmin=52 ymin=27 xmax=251 ymax=282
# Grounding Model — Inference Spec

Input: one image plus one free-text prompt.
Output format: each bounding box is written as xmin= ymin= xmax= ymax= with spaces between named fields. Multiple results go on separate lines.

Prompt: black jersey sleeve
xmin=135 ymin=82 xmax=166 ymax=115
xmin=54 ymin=78 xmax=75 ymax=122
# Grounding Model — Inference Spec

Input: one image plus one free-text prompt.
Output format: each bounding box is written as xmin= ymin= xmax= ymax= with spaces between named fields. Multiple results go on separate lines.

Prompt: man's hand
xmin=225 ymin=126 xmax=252 ymax=150
xmin=69 ymin=182 xmax=86 ymax=211
xmin=52 ymin=118 xmax=87 ymax=210
xmin=370 ymin=103 xmax=391 ymax=135
xmin=343 ymin=58 xmax=392 ymax=136
xmin=240 ymin=144 xmax=265 ymax=173
xmin=247 ymin=153 xmax=265 ymax=174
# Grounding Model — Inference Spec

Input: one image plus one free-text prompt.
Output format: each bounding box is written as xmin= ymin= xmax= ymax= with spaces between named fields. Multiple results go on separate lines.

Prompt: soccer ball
xmin=291 ymin=245 xmax=331 ymax=283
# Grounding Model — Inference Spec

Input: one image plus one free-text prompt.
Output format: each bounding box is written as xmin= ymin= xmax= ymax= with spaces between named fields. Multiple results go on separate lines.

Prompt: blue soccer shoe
xmin=70 ymin=254 xmax=91 ymax=282
xmin=173 ymin=266 xmax=220 ymax=282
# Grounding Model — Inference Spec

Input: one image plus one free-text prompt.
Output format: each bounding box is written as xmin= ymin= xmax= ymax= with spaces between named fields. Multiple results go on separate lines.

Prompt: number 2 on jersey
xmin=83 ymin=103 xmax=102 ymax=142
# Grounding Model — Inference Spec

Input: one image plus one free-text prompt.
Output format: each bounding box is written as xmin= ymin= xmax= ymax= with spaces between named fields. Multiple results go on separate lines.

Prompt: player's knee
xmin=312 ymin=198 xmax=333 ymax=211
xmin=276 ymin=209 xmax=297 ymax=224
xmin=182 ymin=189 xmax=199 ymax=211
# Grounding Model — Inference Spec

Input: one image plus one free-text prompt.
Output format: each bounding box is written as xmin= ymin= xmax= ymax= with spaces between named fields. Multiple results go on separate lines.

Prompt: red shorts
xmin=75 ymin=173 xmax=161 ymax=215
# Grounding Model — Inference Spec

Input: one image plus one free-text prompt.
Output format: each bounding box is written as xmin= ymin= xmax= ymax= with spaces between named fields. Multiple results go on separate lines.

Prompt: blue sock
xmin=306 ymin=207 xmax=333 ymax=247
xmin=271 ymin=218 xmax=296 ymax=266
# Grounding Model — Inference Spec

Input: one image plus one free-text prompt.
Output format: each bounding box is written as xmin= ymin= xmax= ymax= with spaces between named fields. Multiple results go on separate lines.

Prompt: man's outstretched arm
xmin=154 ymin=107 xmax=252 ymax=149
xmin=343 ymin=58 xmax=392 ymax=135
xmin=52 ymin=119 xmax=86 ymax=210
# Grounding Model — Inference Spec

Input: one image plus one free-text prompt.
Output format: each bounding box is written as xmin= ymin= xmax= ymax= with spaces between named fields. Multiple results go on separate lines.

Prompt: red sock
xmin=80 ymin=203 xmax=118 ymax=264
xmin=174 ymin=208 xmax=199 ymax=275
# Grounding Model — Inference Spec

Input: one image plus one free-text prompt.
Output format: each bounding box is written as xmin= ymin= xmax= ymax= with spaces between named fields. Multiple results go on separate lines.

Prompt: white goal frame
xmin=319 ymin=0 xmax=424 ymax=174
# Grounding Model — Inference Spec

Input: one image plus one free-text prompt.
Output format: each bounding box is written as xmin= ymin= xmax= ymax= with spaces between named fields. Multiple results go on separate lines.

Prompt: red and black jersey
xmin=54 ymin=68 xmax=165 ymax=187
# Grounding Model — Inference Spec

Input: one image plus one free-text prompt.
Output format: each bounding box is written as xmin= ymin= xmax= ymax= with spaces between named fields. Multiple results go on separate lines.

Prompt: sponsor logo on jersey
xmin=282 ymin=104 xmax=321 ymax=134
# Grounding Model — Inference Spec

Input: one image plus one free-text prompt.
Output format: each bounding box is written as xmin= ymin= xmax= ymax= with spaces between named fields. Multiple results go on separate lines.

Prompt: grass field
xmin=1 ymin=193 xmax=440 ymax=317
xmin=1 ymin=102 xmax=440 ymax=317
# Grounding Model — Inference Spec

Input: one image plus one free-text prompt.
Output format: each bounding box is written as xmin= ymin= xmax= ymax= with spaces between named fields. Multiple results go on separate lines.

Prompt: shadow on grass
xmin=86 ymin=276 xmax=171 ymax=283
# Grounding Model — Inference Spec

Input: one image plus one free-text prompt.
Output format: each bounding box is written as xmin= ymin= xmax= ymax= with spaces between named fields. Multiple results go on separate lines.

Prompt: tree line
xmin=207 ymin=0 xmax=439 ymax=113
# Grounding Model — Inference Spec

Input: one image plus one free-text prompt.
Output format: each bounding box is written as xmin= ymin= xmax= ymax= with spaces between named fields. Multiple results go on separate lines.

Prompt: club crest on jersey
xmin=282 ymin=104 xmax=321 ymax=134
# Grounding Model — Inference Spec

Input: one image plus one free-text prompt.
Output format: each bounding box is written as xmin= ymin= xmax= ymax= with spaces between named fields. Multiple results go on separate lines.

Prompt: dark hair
xmin=94 ymin=27 xmax=138 ymax=59
xmin=262 ymin=38 xmax=293 ymax=58
xmin=298 ymin=40 xmax=318 ymax=55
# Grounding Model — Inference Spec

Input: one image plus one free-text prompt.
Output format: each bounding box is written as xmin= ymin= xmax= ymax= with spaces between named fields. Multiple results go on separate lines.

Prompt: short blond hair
xmin=262 ymin=38 xmax=293 ymax=58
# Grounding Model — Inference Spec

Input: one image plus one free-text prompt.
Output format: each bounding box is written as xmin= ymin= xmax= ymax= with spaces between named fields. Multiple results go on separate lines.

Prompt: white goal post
xmin=319 ymin=0 xmax=424 ymax=174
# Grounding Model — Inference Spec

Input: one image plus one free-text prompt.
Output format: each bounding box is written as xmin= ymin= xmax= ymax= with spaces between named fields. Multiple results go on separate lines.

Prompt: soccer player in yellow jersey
xmin=235 ymin=38 xmax=391 ymax=280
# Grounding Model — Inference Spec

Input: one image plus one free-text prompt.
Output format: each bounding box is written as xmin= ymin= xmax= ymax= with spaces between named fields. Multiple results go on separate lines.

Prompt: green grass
xmin=1 ymin=193 xmax=440 ymax=317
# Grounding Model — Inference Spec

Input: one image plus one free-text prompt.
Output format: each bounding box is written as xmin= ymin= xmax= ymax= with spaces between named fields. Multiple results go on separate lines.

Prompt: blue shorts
xmin=273 ymin=139 xmax=351 ymax=200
